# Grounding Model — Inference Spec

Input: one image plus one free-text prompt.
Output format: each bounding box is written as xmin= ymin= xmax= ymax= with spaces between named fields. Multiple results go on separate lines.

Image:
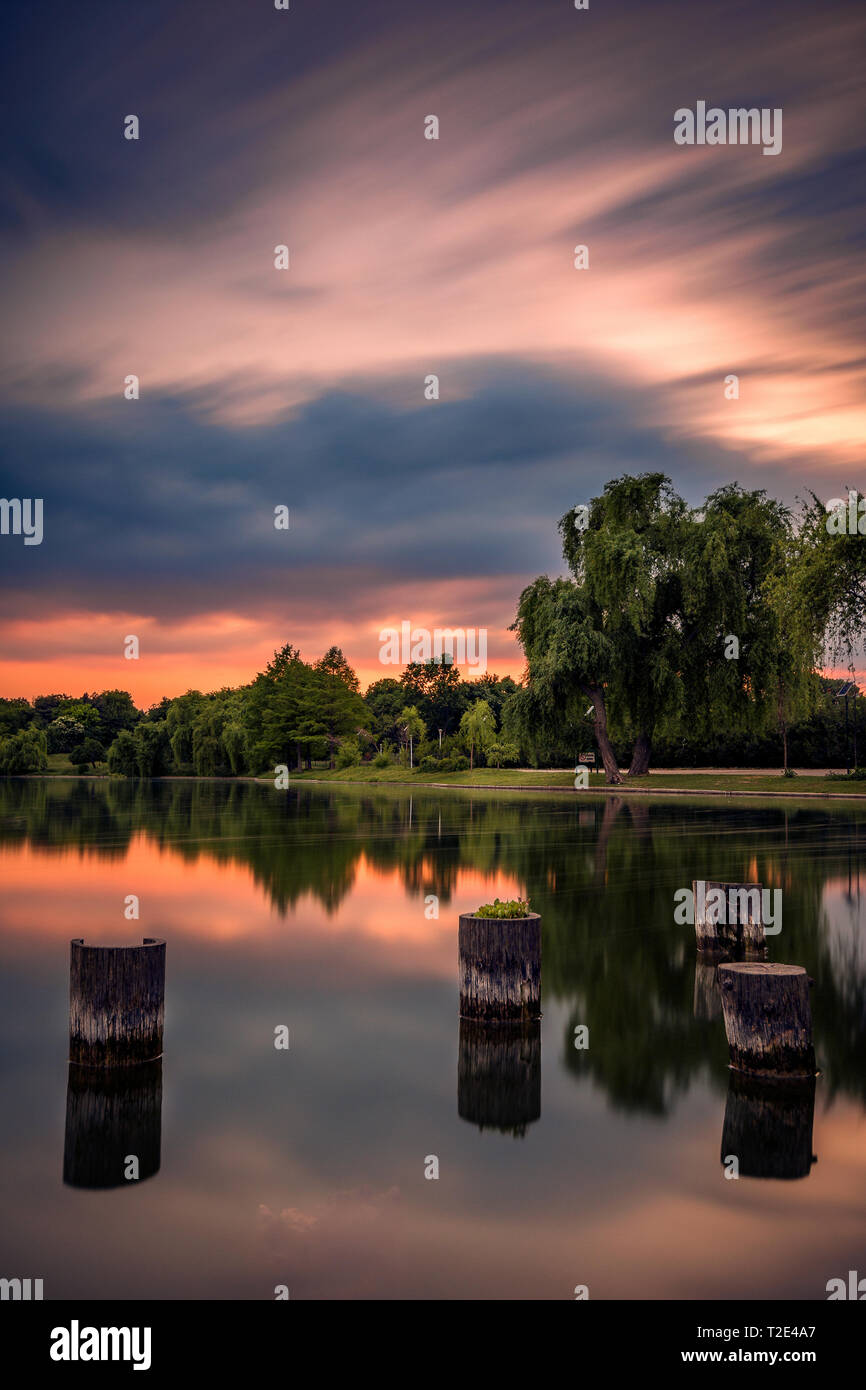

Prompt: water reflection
xmin=2 ymin=778 xmax=865 ymax=1119
xmin=0 ymin=778 xmax=864 ymax=1297
xmin=720 ymin=1072 xmax=817 ymax=1181
xmin=63 ymin=1059 xmax=163 ymax=1189
xmin=457 ymin=1019 xmax=541 ymax=1136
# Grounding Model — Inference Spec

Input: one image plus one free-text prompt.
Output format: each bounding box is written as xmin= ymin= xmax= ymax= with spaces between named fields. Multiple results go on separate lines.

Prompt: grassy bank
xmin=287 ymin=766 xmax=866 ymax=797
xmin=21 ymin=761 xmax=866 ymax=798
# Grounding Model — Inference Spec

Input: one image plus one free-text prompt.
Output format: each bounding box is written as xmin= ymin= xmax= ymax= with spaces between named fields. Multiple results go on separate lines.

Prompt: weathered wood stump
xmin=720 ymin=1071 xmax=816 ymax=1180
xmin=63 ymin=1058 xmax=163 ymax=1188
xmin=717 ymin=962 xmax=816 ymax=1078
xmin=693 ymin=881 xmax=766 ymax=955
xmin=458 ymin=913 xmax=541 ymax=1022
xmin=69 ymin=937 xmax=166 ymax=1066
xmin=458 ymin=1018 xmax=541 ymax=1135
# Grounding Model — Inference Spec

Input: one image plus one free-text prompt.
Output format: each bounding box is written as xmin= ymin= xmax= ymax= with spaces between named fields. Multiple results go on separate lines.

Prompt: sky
xmin=1 ymin=0 xmax=865 ymax=704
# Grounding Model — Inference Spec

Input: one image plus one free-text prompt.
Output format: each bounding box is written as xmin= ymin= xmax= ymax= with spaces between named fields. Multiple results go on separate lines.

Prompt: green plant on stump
xmin=473 ymin=897 xmax=531 ymax=918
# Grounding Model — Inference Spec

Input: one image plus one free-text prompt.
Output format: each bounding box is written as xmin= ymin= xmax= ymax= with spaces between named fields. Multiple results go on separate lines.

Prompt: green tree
xmin=107 ymin=729 xmax=138 ymax=777
xmin=0 ymin=726 xmax=48 ymax=774
xmin=91 ymin=690 xmax=139 ymax=743
xmin=309 ymin=668 xmax=369 ymax=767
xmin=365 ymin=678 xmax=408 ymax=748
xmin=133 ymin=720 xmax=172 ymax=777
xmin=315 ymin=646 xmax=360 ymax=693
xmin=166 ymin=692 xmax=206 ymax=767
xmin=0 ymin=698 xmax=33 ymax=737
xmin=675 ymin=485 xmax=797 ymax=759
xmin=463 ymin=674 xmax=518 ymax=728
xmin=32 ymin=694 xmax=71 ymax=727
xmin=459 ymin=699 xmax=496 ymax=770
xmin=398 ymin=705 xmax=426 ymax=768
xmin=47 ymin=701 xmax=102 ymax=754
xmin=71 ymin=737 xmax=105 ymax=771
xmin=400 ymin=661 xmax=468 ymax=736
xmin=556 ymin=474 xmax=688 ymax=777
xmin=486 ymin=740 xmax=520 ymax=768
xmin=794 ymin=489 xmax=866 ymax=667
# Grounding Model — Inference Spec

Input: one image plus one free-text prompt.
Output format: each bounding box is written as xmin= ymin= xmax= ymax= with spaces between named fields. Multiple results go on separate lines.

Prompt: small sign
xmin=578 ymin=752 xmax=596 ymax=766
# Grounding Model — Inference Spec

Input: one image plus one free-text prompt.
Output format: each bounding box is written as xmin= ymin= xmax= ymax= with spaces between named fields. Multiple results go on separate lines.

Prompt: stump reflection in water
xmin=458 ymin=1018 xmax=541 ymax=1137
xmin=720 ymin=1071 xmax=817 ymax=1180
xmin=63 ymin=1058 xmax=163 ymax=1189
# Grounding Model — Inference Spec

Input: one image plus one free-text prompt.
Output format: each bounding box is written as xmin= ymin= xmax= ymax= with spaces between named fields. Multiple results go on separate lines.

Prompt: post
xmin=69 ymin=938 xmax=166 ymax=1067
xmin=717 ymin=962 xmax=816 ymax=1079
xmin=458 ymin=913 xmax=541 ymax=1022
xmin=458 ymin=1018 xmax=540 ymax=1135
xmin=693 ymin=881 xmax=766 ymax=956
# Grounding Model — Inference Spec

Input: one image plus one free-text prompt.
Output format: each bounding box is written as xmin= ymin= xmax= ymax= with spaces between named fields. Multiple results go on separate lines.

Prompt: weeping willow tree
xmin=511 ymin=474 xmax=688 ymax=782
xmin=796 ymin=490 xmax=866 ymax=667
xmin=675 ymin=484 xmax=818 ymax=767
xmin=510 ymin=474 xmax=829 ymax=782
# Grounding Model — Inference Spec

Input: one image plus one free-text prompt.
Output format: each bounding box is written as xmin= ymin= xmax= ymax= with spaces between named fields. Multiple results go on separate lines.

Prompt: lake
xmin=1 ymin=778 xmax=864 ymax=1300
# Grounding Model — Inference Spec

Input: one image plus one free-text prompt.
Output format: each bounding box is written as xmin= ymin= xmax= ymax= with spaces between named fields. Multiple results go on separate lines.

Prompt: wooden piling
xmin=693 ymin=880 xmax=766 ymax=956
xmin=69 ymin=937 xmax=166 ymax=1067
xmin=720 ymin=1071 xmax=816 ymax=1180
xmin=63 ymin=1058 xmax=162 ymax=1188
xmin=458 ymin=1018 xmax=541 ymax=1135
xmin=717 ymin=961 xmax=816 ymax=1079
xmin=458 ymin=913 xmax=541 ymax=1022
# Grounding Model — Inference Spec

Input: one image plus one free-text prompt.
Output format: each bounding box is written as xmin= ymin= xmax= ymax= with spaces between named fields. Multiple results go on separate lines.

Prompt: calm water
xmin=1 ymin=779 xmax=865 ymax=1300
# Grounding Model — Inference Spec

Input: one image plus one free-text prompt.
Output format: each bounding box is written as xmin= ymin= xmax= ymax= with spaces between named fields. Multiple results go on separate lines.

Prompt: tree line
xmin=0 ymin=473 xmax=862 ymax=779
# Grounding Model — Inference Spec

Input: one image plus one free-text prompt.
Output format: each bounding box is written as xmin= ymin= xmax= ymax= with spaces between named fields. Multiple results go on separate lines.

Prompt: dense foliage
xmin=473 ymin=898 xmax=532 ymax=918
xmin=510 ymin=474 xmax=865 ymax=781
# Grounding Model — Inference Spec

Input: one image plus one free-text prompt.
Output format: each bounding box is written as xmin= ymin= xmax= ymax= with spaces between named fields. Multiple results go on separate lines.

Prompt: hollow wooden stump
xmin=720 ymin=1071 xmax=816 ymax=1180
xmin=458 ymin=1018 xmax=541 ymax=1135
xmin=717 ymin=962 xmax=815 ymax=1079
xmin=69 ymin=938 xmax=166 ymax=1067
xmin=693 ymin=880 xmax=766 ymax=956
xmin=63 ymin=1059 xmax=163 ymax=1188
xmin=458 ymin=913 xmax=541 ymax=1022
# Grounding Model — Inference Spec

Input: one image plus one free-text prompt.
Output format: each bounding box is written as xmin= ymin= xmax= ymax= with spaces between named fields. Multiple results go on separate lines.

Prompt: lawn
xmin=44 ymin=753 xmax=110 ymax=776
xmin=287 ymin=766 xmax=866 ymax=796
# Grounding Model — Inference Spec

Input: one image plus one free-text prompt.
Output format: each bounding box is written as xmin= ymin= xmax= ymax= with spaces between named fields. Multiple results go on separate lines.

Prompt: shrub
xmin=373 ymin=746 xmax=395 ymax=768
xmin=473 ymin=897 xmax=532 ymax=918
xmin=335 ymin=737 xmax=362 ymax=769
xmin=453 ymin=755 xmax=470 ymax=771
xmin=418 ymin=756 xmax=438 ymax=772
